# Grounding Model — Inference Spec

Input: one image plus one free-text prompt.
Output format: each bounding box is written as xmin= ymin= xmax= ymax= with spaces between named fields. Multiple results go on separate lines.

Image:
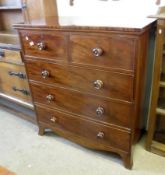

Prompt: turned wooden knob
xmin=96 ymin=107 xmax=104 ymax=116
xmin=97 ymin=132 xmax=105 ymax=139
xmin=50 ymin=116 xmax=57 ymax=123
xmin=29 ymin=41 xmax=34 ymax=47
xmin=37 ymin=41 xmax=46 ymax=50
xmin=41 ymin=70 xmax=50 ymax=78
xmin=93 ymin=80 xmax=103 ymax=89
xmin=92 ymin=48 xmax=103 ymax=57
xmin=46 ymin=94 xmax=54 ymax=102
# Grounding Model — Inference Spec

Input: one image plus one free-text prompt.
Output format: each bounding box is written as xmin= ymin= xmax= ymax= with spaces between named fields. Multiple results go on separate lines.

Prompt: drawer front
xmin=0 ymin=49 xmax=22 ymax=63
xmin=20 ymin=30 xmax=67 ymax=61
xmin=26 ymin=60 xmax=134 ymax=102
xmin=36 ymin=105 xmax=130 ymax=152
xmin=31 ymin=83 xmax=132 ymax=128
xmin=70 ymin=34 xmax=136 ymax=71
xmin=0 ymin=62 xmax=32 ymax=102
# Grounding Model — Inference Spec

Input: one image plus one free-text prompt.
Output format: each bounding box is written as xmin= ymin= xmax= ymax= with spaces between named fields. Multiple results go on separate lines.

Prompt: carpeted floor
xmin=0 ymin=108 xmax=165 ymax=175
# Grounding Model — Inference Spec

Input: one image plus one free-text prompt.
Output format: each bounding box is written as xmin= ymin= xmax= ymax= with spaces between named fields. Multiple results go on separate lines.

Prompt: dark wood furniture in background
xmin=14 ymin=18 xmax=154 ymax=168
xmin=0 ymin=0 xmax=34 ymax=122
xmin=21 ymin=0 xmax=58 ymax=24
xmin=146 ymin=19 xmax=165 ymax=156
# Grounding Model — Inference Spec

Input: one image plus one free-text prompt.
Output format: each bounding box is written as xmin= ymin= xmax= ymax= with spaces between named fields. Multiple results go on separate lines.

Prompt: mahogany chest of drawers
xmin=15 ymin=24 xmax=152 ymax=169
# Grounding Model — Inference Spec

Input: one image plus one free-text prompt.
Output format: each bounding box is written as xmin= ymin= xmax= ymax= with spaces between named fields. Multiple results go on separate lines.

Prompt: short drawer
xmin=36 ymin=105 xmax=130 ymax=152
xmin=20 ymin=30 xmax=67 ymax=61
xmin=0 ymin=62 xmax=32 ymax=103
xmin=31 ymin=83 xmax=133 ymax=128
xmin=26 ymin=60 xmax=134 ymax=102
xmin=70 ymin=34 xmax=136 ymax=71
xmin=0 ymin=49 xmax=22 ymax=64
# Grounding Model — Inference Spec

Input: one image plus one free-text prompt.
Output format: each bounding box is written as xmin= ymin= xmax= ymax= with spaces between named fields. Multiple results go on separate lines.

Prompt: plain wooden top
xmin=13 ymin=16 xmax=156 ymax=35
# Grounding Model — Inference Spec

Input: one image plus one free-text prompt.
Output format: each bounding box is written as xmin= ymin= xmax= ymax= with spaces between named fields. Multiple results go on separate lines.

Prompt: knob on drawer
xmin=92 ymin=48 xmax=103 ymax=57
xmin=29 ymin=41 xmax=34 ymax=47
xmin=97 ymin=132 xmax=105 ymax=139
xmin=41 ymin=70 xmax=50 ymax=78
xmin=37 ymin=42 xmax=46 ymax=50
xmin=96 ymin=107 xmax=104 ymax=116
xmin=46 ymin=94 xmax=54 ymax=102
xmin=50 ymin=116 xmax=57 ymax=123
xmin=93 ymin=80 xmax=103 ymax=89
